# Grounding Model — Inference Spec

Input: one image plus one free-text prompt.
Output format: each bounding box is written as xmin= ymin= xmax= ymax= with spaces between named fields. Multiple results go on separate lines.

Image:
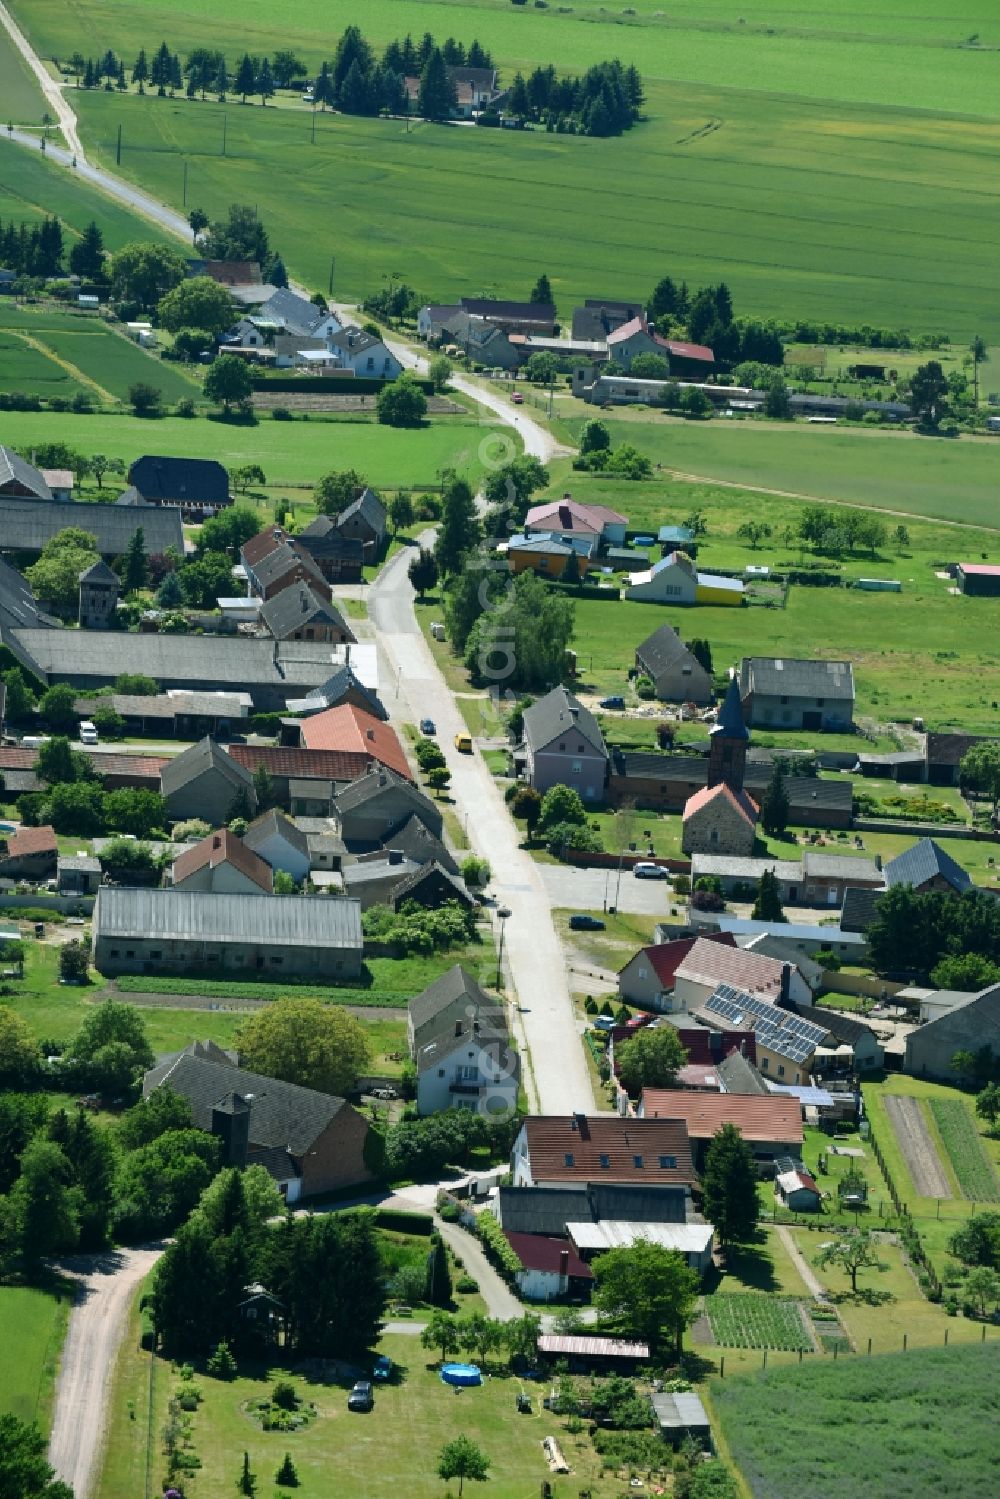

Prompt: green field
xmin=928 ymin=1098 xmax=1000 ymax=1203
xmin=558 ymin=416 xmax=1000 ymax=531
xmin=711 ymin=1343 xmax=1000 ymax=1499
xmin=0 ymin=1285 xmax=70 ymax=1428
xmin=0 ymin=23 xmax=46 ymax=125
xmin=0 ymin=302 xmax=200 ymax=402
xmin=0 ymin=406 xmax=498 ymax=486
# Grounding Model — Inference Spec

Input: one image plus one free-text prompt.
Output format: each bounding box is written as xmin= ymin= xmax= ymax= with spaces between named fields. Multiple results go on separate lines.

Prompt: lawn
xmin=0 ymin=406 xmax=495 ymax=487
xmin=560 ymin=416 xmax=1000 ymax=532
xmin=0 ymin=23 xmax=46 ymax=125
xmin=711 ymin=1342 xmax=1000 ymax=1499
xmin=0 ymin=1284 xmax=71 ymax=1429
xmin=0 ymin=301 xmax=200 ymax=403
xmin=8 ymin=0 xmax=1000 ymax=333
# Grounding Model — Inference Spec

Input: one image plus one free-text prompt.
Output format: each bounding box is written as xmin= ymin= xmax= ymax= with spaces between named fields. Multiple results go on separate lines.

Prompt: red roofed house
xmin=524 ymin=496 xmax=628 ymax=548
xmin=298 ymin=705 xmax=411 ymax=781
xmin=672 ymin=937 xmax=811 ymax=1012
xmin=503 ymin=1232 xmax=592 ymax=1301
xmin=682 ymin=677 xmax=759 ymax=856
xmin=638 ymin=1088 xmax=804 ymax=1174
xmin=606 ymin=316 xmax=714 ymax=378
xmin=512 ymin=1114 xmax=697 ymax=1193
xmin=0 ymin=823 xmax=58 ymax=880
xmin=170 ymin=828 xmax=273 ymax=896
xmin=618 ymin=932 xmax=736 ymax=1009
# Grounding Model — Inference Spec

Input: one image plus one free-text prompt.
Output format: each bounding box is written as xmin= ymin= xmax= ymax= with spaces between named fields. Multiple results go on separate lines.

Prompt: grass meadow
xmin=0 ymin=1285 xmax=70 ymax=1429
xmin=710 ymin=1343 xmax=1000 ymax=1499
xmin=0 ymin=301 xmax=200 ymax=403
xmin=0 ymin=24 xmax=46 ymax=124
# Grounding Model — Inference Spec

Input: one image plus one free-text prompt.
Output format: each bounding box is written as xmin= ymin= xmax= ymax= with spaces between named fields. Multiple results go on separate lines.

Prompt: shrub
xmin=673 ymin=873 xmax=691 ymax=895
xmin=206 ymin=1341 xmax=237 ymax=1379
xmin=272 ymin=407 xmax=293 ymax=420
xmin=271 ymin=1381 xmax=298 ymax=1411
xmin=175 ymin=397 xmax=196 ymax=418
xmin=455 ymin=1274 xmax=479 ymax=1294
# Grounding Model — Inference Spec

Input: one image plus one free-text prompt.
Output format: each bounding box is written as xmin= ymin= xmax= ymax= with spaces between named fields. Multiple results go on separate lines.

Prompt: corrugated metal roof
xmin=95 ymin=886 xmax=361 ymax=948
xmin=537 ymin=1334 xmax=649 ymax=1359
xmin=566 ymin=1221 xmax=713 ymax=1253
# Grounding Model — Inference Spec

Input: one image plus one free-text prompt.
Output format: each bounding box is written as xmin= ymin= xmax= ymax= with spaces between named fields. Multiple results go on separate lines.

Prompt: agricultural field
xmin=704 ymin=1294 xmax=812 ymax=1353
xmin=928 ymin=1098 xmax=1000 ymax=1203
xmin=555 ymin=415 xmax=1000 ymax=531
xmin=0 ymin=405 xmax=499 ymax=487
xmin=0 ymin=23 xmax=45 ymax=125
xmin=0 ymin=1285 xmax=70 ymax=1428
xmin=8 ymin=0 xmax=999 ymax=338
xmin=0 ymin=302 xmax=200 ymax=403
xmin=711 ymin=1343 xmax=1000 ymax=1499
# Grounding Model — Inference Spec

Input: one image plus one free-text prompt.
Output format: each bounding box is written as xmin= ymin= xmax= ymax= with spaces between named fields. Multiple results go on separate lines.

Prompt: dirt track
xmin=49 ymin=1247 xmax=164 ymax=1499
xmin=884 ymin=1095 xmax=952 ymax=1199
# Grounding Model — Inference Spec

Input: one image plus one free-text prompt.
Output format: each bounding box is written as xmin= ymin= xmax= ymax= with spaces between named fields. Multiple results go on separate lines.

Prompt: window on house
xmin=270 ymin=956 xmax=283 ymax=965
xmin=599 ymin=1154 xmax=610 ymax=1168
xmin=149 ymin=950 xmax=161 ymax=960
xmin=558 ymin=742 xmax=565 ymax=752
xmin=126 ymin=949 xmax=134 ymax=958
xmin=633 ymin=1155 xmax=644 ymax=1168
xmin=760 ymin=1056 xmax=769 ymax=1069
xmin=778 ymin=1064 xmax=785 ymax=1077
xmin=817 ymin=697 xmax=825 ymax=706
xmin=780 ymin=695 xmax=788 ymax=704
xmin=110 ymin=948 xmax=119 ymax=958
xmin=564 ymin=1153 xmax=574 ymax=1166
xmin=572 ymin=760 xmax=582 ymax=773
xmin=438 ymin=1068 xmax=445 ymax=1077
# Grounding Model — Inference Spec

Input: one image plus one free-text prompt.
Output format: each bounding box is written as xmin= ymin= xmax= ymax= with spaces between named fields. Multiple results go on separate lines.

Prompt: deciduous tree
xmin=437 ymin=1436 xmax=490 ymax=1496
xmin=591 ymin=1239 xmax=698 ymax=1356
xmin=815 ymin=1229 xmax=887 ymax=1293
xmin=233 ymin=999 xmax=371 ymax=1095
xmin=204 ymin=355 xmax=253 ymax=412
xmin=158 ymin=275 xmax=235 ymax=334
xmin=615 ymin=1026 xmax=687 ymax=1095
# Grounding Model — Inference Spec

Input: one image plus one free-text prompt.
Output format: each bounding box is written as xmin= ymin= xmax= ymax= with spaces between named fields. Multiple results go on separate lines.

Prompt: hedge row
xmin=251 ymin=375 xmax=435 ymax=396
xmin=374 ymin=1208 xmax=434 ymax=1236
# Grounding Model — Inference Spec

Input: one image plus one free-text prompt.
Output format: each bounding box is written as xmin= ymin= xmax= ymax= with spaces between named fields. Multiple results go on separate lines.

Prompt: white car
xmin=633 ymin=861 xmax=668 ymax=879
xmin=79 ymin=721 xmax=99 ymax=746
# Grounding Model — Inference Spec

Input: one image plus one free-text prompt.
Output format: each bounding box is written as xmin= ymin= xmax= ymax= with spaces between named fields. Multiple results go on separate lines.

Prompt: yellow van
xmin=454 ymin=732 xmax=473 ymax=753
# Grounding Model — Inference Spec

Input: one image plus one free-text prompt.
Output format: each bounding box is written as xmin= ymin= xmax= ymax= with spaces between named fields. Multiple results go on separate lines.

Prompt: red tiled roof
xmin=682 ymin=782 xmax=759 ymax=827
xmin=0 ymin=749 xmax=38 ymax=769
xmin=675 ymin=1029 xmax=757 ymax=1066
xmin=606 ymin=315 xmax=647 ymax=344
xmin=7 ymin=824 xmax=57 ymax=856
xmin=504 ymin=1232 xmax=592 ymax=1278
xmin=227 ymin=745 xmax=371 ymax=781
xmin=172 ymin=829 xmax=273 ymax=893
xmin=675 ymin=937 xmax=793 ymax=1001
xmin=622 ymin=932 xmax=735 ymax=988
xmin=661 ymin=338 xmax=715 ymax=363
xmin=521 ymin=1115 xmax=696 ymax=1186
xmin=0 ymin=748 xmax=168 ymax=779
xmin=639 ymin=1089 xmax=803 ymax=1145
xmin=241 ymin=527 xmax=286 ymax=566
xmin=299 ymin=705 xmax=411 ymax=779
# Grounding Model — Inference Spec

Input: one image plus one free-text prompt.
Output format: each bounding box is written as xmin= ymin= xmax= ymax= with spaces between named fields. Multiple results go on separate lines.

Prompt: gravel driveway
xmin=884 ymin=1095 xmax=952 ymax=1199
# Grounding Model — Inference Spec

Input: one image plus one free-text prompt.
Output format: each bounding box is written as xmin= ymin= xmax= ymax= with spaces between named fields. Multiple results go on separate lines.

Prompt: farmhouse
xmin=342 ymin=852 xmax=421 ymax=909
xmin=227 ymin=745 xmax=375 ymax=807
xmin=0 ymin=446 xmax=52 ymax=501
xmin=93 ymin=886 xmax=364 ymax=979
xmin=332 ymin=488 xmax=388 ymax=562
xmin=738 ymin=657 xmax=855 ymax=732
xmin=388 ymin=861 xmax=474 ymax=913
xmin=241 ymin=528 xmax=333 ymax=602
xmin=495 ymin=1182 xmax=690 ymax=1238
xmin=672 ymin=938 xmax=812 ymax=1012
xmin=334 ymin=765 xmax=443 ymax=849
xmin=77 ymin=558 xmax=120 ymax=629
xmin=571 ymin=299 xmax=645 ymax=341
xmin=606 ymin=316 xmax=714 ymax=377
xmin=883 ymin=837 xmax=972 ymax=895
xmin=298 ymin=704 xmax=410 ymax=779
xmin=689 ymin=850 xmax=883 ymax=906
xmin=293 ymin=517 xmax=365 ymax=583
xmin=617 ymin=934 xmax=737 ymax=1010
xmin=637 ymin=1089 xmax=804 ymax=1174
xmin=242 ymin=809 xmax=311 ymax=884
xmin=143 ymin=1042 xmax=372 ymax=1201
xmin=0 ymin=824 xmax=57 ymax=881
xmin=258 ymin=583 xmax=355 ymax=645
xmin=161 ymin=737 xmax=256 ymax=822
xmin=170 ymin=828 xmax=273 ymax=895
xmin=635 ymin=625 xmax=714 ymax=705
xmin=626 ymin=551 xmax=744 ymax=606
xmin=512 ymin=1114 xmax=698 ymax=1191
xmin=904 ymin=983 xmax=1000 ymax=1080
xmin=126 ymin=456 xmax=231 ymax=517
xmin=691 ymin=984 xmax=828 ymax=1085
xmin=459 ymin=298 xmax=556 ymax=334
xmin=517 ymin=686 xmax=608 ymax=800
xmin=503 ymin=1234 xmax=593 ymax=1301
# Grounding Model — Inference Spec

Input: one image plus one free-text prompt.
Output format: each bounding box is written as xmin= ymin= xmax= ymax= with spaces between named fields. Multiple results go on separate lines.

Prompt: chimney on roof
xmin=212 ymin=834 xmax=222 ymax=850
xmin=779 ymin=964 xmax=791 ymax=1005
xmin=573 ymin=1111 xmax=589 ymax=1140
xmin=388 ymin=848 xmax=403 ymax=865
xmin=875 ymin=853 xmax=883 ymax=871
xmin=367 ymin=728 xmax=375 ymax=740
xmin=559 ymin=1248 xmax=569 ymax=1277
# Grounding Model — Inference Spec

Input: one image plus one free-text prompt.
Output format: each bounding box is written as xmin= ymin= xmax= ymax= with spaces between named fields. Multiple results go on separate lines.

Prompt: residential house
xmin=626 ymin=551 xmax=744 ymax=606
xmin=436 ymin=311 xmax=521 ymax=370
xmin=298 ymin=704 xmax=410 ymax=779
xmin=495 ymin=1182 xmax=689 ymax=1236
xmin=227 ymin=746 xmax=376 ymax=808
xmin=325 ymin=326 xmax=402 ymax=380
xmin=57 ymin=853 xmax=102 ymax=895
xmin=905 ymin=983 xmax=1000 ymax=1080
xmin=571 ymin=299 xmax=645 ymax=341
xmin=329 ymin=488 xmax=387 ymax=564
xmin=606 ymin=316 xmax=715 ymax=377
xmin=511 ymin=1114 xmax=698 ymax=1192
xmin=242 ymin=809 xmax=311 ymax=884
xmin=240 ymin=528 xmax=333 ymax=602
xmin=0 ymin=445 xmax=52 ymax=500
xmin=408 ymin=966 xmax=498 ymax=1054
xmin=142 ymin=1041 xmax=371 ymax=1201
xmin=161 ymin=737 xmax=257 ymax=822
xmin=389 ymin=861 xmax=475 ymax=913
xmin=93 ymin=886 xmax=363 ymax=979
xmin=524 ymin=498 xmax=628 ymax=549
xmin=412 ymin=993 xmax=518 ymax=1118
xmin=126 ymin=457 xmax=231 ymax=518
xmin=293 ymin=516 xmax=365 ymax=583
xmin=503 ymin=1235 xmax=593 ymax=1301
xmin=77 ymin=559 xmax=120 ymax=629
xmin=518 ymin=686 xmax=608 ymax=800
xmin=706 ymin=917 xmax=867 ymax=967
xmin=672 ymin=938 xmax=811 ymax=1013
xmin=506 ymin=533 xmax=594 ymax=580
xmin=691 ymin=984 xmax=828 ymax=1086
xmin=459 ymin=298 xmax=555 ymax=335
xmin=0 ymin=494 xmax=183 ymax=560
xmin=617 ymin=934 xmax=737 ymax=1010
xmin=637 ymin=1089 xmax=804 ymax=1175
xmin=738 ymin=657 xmax=855 ymax=731
xmin=334 ymin=766 xmax=443 ymax=849
xmin=284 ymin=663 xmax=387 ymax=722
xmin=256 ymin=288 xmax=342 ymax=340
xmin=371 ymin=812 xmax=458 ymax=875
xmin=882 ymin=838 xmax=972 ymax=896
xmin=791 ymin=1003 xmax=884 ymax=1071
xmin=170 ymin=829 xmax=274 ymax=895
xmin=635 ymin=625 xmax=714 ymax=705
xmin=0 ymin=824 xmax=58 ymax=881
xmin=259 ymin=583 xmax=355 ymax=645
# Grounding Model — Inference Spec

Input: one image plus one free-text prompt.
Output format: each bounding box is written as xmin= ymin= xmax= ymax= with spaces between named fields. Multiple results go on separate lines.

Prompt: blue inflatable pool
xmin=440 ymin=1362 xmax=482 ymax=1387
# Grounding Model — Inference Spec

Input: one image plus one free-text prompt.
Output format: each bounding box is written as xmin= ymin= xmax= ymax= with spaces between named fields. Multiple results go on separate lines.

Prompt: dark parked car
xmin=420 ymin=718 xmax=436 ymax=735
xmin=569 ymin=914 xmax=606 ymax=931
xmin=599 ymin=695 xmax=625 ymax=710
xmin=348 ymin=1380 xmax=374 ymax=1412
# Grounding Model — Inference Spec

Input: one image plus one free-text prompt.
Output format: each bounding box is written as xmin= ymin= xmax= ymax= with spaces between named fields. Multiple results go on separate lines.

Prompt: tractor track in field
xmin=884 ymin=1094 xmax=952 ymax=1199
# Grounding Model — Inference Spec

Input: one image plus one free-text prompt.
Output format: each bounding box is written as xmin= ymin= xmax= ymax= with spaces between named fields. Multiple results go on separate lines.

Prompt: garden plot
xmin=704 ymin=1294 xmax=813 ymax=1353
xmin=883 ymin=1095 xmax=951 ymax=1199
xmin=929 ymin=1100 xmax=1000 ymax=1204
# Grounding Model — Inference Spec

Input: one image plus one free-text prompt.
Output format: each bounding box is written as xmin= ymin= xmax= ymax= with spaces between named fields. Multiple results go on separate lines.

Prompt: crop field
xmin=557 ymin=416 xmax=1000 ymax=531
xmin=928 ymin=1098 xmax=1000 ymax=1203
xmin=0 ymin=24 xmax=45 ymax=124
xmin=0 ymin=406 xmax=498 ymax=487
xmin=704 ymin=1294 xmax=812 ymax=1353
xmin=711 ymin=1343 xmax=1000 ymax=1499
xmin=0 ymin=303 xmax=200 ymax=402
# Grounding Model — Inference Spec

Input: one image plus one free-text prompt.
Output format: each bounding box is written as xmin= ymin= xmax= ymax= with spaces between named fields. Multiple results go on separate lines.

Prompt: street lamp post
xmin=495 ymin=906 xmax=511 ymax=988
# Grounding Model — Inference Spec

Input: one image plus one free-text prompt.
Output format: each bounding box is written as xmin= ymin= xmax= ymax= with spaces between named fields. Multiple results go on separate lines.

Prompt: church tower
xmin=707 ymin=675 xmax=749 ymax=792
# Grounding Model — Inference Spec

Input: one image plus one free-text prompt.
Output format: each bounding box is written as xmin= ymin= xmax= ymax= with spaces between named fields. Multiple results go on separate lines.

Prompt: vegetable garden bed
xmin=928 ymin=1099 xmax=1000 ymax=1203
xmin=705 ymin=1294 xmax=813 ymax=1352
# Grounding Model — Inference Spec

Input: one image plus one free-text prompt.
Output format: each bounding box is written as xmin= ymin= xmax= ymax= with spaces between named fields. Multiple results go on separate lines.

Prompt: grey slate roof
xmin=0 ymin=445 xmax=51 ymax=499
xmin=739 ymin=656 xmax=855 ymax=702
xmin=635 ymin=624 xmax=707 ymax=682
xmin=144 ymin=1043 xmax=347 ymax=1156
xmin=884 ymin=837 xmax=972 ymax=894
xmin=522 ymin=685 xmax=607 ymax=758
xmin=160 ymin=736 xmax=254 ymax=798
xmin=78 ymin=558 xmax=120 ymax=585
xmin=408 ymin=964 xmax=494 ymax=1033
xmin=416 ymin=1010 xmax=514 ymax=1076
xmin=0 ymin=554 xmax=59 ymax=633
xmin=297 ymin=665 xmax=386 ymax=721
xmin=249 ymin=541 xmax=328 ymax=594
xmin=716 ymin=1049 xmax=770 ymax=1095
xmin=390 ymin=860 xmax=474 ymax=908
xmin=343 ymin=856 xmax=421 ymax=890
xmin=243 ymin=808 xmax=310 ymax=860
xmin=334 ymin=765 xmax=438 ymax=820
xmin=793 ymin=1003 xmax=879 ymax=1048
xmin=258 ymin=287 xmax=329 ymax=337
xmin=0 ymin=495 xmax=184 ymax=556
xmin=259 ymin=583 xmax=354 ymax=642
xmin=12 ymin=632 xmax=339 ymax=690
xmin=379 ymin=814 xmax=458 ymax=875
xmin=840 ymin=886 xmax=884 ymax=933
xmin=496 ymin=1183 xmax=686 ymax=1236
xmin=337 ymin=487 xmax=386 ymax=534
xmin=96 ymin=885 xmax=363 ymax=950
xmin=128 ymin=456 xmax=229 ymax=507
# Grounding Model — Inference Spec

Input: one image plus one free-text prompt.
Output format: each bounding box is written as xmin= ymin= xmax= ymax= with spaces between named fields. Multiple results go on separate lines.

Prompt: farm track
xmin=883 ymin=1095 xmax=952 ymax=1199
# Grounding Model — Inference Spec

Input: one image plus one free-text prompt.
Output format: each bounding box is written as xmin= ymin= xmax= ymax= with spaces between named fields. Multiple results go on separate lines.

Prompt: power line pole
xmin=311 ymin=105 xmax=316 ymax=144
xmin=221 ymin=114 xmax=227 ymax=156
xmin=182 ymin=160 xmax=188 ymax=206
xmin=328 ymin=256 xmax=335 ymax=295
xmin=115 ymin=123 xmax=122 ymax=165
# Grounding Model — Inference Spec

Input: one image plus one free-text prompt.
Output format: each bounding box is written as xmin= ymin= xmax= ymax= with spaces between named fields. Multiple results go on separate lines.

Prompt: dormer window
xmin=599 ymin=1154 xmax=610 ymax=1168
xmin=564 ymin=1153 xmax=574 ymax=1167
xmin=633 ymin=1155 xmax=644 ymax=1168
xmin=659 ymin=1155 xmax=676 ymax=1169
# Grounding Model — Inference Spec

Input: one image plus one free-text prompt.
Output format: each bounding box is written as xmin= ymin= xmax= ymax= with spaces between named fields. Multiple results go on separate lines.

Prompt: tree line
xmin=503 ymin=59 xmax=644 ymax=137
xmin=0 ymin=216 xmax=105 ymax=281
xmin=645 ymin=275 xmax=785 ymax=368
xmin=309 ymin=25 xmax=494 ymax=121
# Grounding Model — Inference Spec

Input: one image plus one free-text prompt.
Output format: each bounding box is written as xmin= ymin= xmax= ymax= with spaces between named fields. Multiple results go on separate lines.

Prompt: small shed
xmin=58 ymin=853 xmax=102 ymax=895
xmin=856 ymin=578 xmax=901 ymax=592
xmin=776 ymin=1167 xmax=822 ymax=1212
xmin=650 ymin=1390 xmax=712 ymax=1450
xmin=536 ymin=1334 xmax=649 ymax=1372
